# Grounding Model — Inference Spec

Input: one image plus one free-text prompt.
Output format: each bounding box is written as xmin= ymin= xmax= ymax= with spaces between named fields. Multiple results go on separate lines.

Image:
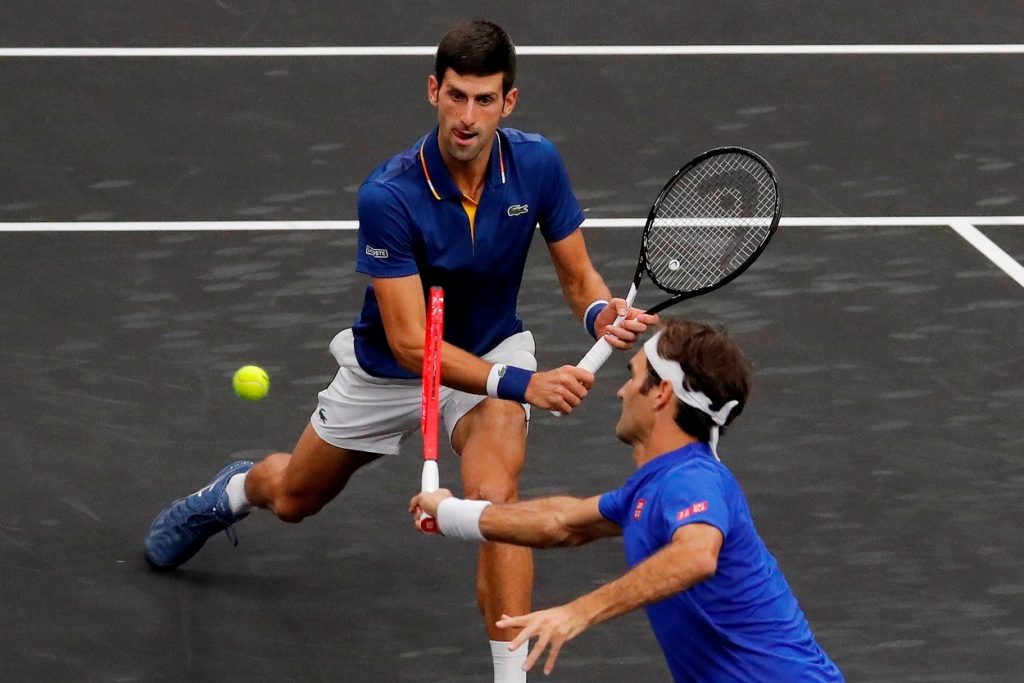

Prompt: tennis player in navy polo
xmin=353 ymin=124 xmax=588 ymax=379
xmin=412 ymin=320 xmax=844 ymax=682
xmin=144 ymin=19 xmax=656 ymax=683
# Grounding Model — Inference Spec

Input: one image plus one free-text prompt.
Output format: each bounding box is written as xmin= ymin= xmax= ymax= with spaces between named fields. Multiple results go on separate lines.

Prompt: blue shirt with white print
xmin=353 ymin=127 xmax=584 ymax=378
xmin=599 ymin=442 xmax=843 ymax=683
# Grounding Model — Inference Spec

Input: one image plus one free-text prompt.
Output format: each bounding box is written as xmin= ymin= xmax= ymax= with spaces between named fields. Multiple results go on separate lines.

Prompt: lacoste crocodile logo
xmin=507 ymin=204 xmax=529 ymax=217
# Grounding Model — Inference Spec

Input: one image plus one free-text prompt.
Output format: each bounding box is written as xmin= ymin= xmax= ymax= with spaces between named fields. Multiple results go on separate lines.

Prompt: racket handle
xmin=577 ymin=298 xmax=630 ymax=374
xmin=550 ymin=284 xmax=638 ymax=417
xmin=419 ymin=459 xmax=439 ymax=534
xmin=577 ymin=334 xmax=617 ymax=374
xmin=550 ymin=319 xmax=622 ymax=417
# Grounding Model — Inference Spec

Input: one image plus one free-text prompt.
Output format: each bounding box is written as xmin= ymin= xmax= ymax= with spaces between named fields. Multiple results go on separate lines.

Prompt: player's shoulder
xmin=664 ymin=454 xmax=733 ymax=486
xmin=360 ymin=137 xmax=424 ymax=194
xmin=501 ymin=127 xmax=549 ymax=145
xmin=501 ymin=127 xmax=560 ymax=159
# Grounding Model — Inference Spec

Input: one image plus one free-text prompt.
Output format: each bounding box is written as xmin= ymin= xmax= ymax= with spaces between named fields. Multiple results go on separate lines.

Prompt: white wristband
xmin=436 ymin=498 xmax=492 ymax=542
xmin=486 ymin=363 xmax=506 ymax=398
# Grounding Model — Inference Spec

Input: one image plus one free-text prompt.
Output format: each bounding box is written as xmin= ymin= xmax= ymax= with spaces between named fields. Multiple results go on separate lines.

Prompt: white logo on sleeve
xmin=365 ymin=245 xmax=389 ymax=259
xmin=507 ymin=204 xmax=529 ymax=217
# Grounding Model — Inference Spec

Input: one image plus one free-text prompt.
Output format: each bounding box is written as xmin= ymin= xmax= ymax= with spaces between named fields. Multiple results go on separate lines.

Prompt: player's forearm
xmin=438 ymin=342 xmax=494 ymax=394
xmin=570 ymin=541 xmax=716 ymax=629
xmin=548 ymin=231 xmax=612 ymax=319
xmin=389 ymin=337 xmax=493 ymax=395
xmin=480 ymin=497 xmax=594 ymax=548
xmin=561 ymin=267 xmax=612 ymax=320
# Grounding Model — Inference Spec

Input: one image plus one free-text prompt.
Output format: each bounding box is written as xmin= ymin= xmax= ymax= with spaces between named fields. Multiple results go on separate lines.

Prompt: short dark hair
xmin=435 ymin=20 xmax=516 ymax=94
xmin=641 ymin=320 xmax=753 ymax=442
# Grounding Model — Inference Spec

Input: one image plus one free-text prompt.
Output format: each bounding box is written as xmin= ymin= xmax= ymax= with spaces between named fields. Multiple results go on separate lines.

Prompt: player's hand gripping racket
xmin=418 ymin=286 xmax=444 ymax=534
xmin=579 ymin=146 xmax=781 ymax=373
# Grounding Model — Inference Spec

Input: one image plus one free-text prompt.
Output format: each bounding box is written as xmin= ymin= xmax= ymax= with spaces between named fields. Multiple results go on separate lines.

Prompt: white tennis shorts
xmin=310 ymin=328 xmax=537 ymax=455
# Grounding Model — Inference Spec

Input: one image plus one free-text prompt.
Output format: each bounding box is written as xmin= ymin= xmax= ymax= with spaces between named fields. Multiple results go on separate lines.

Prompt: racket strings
xmin=645 ymin=153 xmax=777 ymax=292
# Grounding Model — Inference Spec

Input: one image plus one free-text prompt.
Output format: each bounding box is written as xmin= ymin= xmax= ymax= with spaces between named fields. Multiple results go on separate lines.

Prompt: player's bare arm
xmin=373 ymin=274 xmax=595 ymax=413
xmin=409 ymin=492 xmax=620 ymax=546
xmin=546 ymin=230 xmax=612 ymax=317
xmin=547 ymin=230 xmax=659 ymax=349
xmin=496 ymin=522 xmax=723 ymax=675
xmin=373 ymin=274 xmax=492 ymax=391
xmin=482 ymin=494 xmax=619 ymax=547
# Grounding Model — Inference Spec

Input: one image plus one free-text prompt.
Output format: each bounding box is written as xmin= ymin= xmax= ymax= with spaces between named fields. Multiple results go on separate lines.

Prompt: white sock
xmin=225 ymin=473 xmax=253 ymax=516
xmin=490 ymin=640 xmax=527 ymax=683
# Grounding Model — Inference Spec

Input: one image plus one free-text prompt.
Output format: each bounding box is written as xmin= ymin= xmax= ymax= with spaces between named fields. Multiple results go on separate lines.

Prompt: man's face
xmin=428 ymin=68 xmax=517 ymax=165
xmin=615 ymin=350 xmax=657 ymax=445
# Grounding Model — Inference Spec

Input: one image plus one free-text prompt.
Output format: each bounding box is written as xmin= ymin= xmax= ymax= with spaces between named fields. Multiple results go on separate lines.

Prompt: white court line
xmin=1 ymin=45 xmax=1024 ymax=58
xmin=3 ymin=218 xmax=1021 ymax=288
xmin=591 ymin=216 xmax=1024 ymax=228
xmin=948 ymin=221 xmax=1024 ymax=289
xmin=0 ymin=221 xmax=352 ymax=232
xmin=2 ymin=217 xmax=1024 ymax=231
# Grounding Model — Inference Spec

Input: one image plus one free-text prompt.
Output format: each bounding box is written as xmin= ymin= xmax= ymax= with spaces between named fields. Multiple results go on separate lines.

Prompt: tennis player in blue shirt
xmin=143 ymin=20 xmax=655 ymax=682
xmin=411 ymin=319 xmax=844 ymax=682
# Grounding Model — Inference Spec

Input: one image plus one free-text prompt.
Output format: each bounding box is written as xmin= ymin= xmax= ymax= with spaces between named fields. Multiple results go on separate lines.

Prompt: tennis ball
xmin=233 ymin=365 xmax=270 ymax=401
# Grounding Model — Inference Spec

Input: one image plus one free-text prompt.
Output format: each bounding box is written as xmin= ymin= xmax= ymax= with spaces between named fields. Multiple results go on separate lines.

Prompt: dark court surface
xmin=2 ymin=3 xmax=1024 ymax=682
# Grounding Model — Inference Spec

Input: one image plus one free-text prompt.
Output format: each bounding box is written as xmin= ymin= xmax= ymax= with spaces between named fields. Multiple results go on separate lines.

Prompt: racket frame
xmin=419 ymin=286 xmax=444 ymax=533
xmin=575 ymin=146 xmax=781 ymax=374
xmin=640 ymin=146 xmax=782 ymax=315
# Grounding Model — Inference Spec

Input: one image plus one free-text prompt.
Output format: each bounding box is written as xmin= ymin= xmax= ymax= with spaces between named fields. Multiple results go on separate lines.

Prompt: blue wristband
xmin=496 ymin=365 xmax=533 ymax=403
xmin=584 ymin=300 xmax=609 ymax=340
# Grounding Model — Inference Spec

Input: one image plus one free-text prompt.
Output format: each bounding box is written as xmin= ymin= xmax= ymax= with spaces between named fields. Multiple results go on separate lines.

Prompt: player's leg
xmin=144 ymin=328 xmax=417 ymax=569
xmin=243 ymin=424 xmax=381 ymax=523
xmin=453 ymin=397 xmax=533 ymax=638
xmin=143 ymin=423 xmax=382 ymax=569
xmin=430 ymin=330 xmax=537 ymax=681
xmin=445 ymin=329 xmax=538 ymax=639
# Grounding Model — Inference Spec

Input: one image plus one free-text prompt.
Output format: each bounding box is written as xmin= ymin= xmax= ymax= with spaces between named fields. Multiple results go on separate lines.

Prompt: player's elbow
xmin=691 ymin=550 xmax=718 ymax=583
xmin=531 ymin=522 xmax=577 ymax=549
xmin=543 ymin=514 xmax=593 ymax=549
xmin=388 ymin=338 xmax=422 ymax=374
xmin=559 ymin=530 xmax=595 ymax=548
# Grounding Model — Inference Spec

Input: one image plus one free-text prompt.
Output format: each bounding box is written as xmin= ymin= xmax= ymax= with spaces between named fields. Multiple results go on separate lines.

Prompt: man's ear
xmin=654 ymin=380 xmax=675 ymax=411
xmin=501 ymin=87 xmax=519 ymax=117
xmin=427 ymin=74 xmax=439 ymax=106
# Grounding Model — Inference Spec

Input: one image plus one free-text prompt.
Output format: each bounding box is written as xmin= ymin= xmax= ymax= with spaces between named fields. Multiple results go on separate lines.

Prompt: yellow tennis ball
xmin=233 ymin=365 xmax=270 ymax=401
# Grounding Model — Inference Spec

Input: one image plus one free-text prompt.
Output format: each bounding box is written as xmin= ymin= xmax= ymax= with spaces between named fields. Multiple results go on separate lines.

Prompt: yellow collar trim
xmin=419 ymin=131 xmax=505 ymax=202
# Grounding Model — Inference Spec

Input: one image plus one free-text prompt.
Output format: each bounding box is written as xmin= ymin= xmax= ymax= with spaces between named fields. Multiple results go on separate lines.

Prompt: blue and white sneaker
xmin=143 ymin=460 xmax=254 ymax=570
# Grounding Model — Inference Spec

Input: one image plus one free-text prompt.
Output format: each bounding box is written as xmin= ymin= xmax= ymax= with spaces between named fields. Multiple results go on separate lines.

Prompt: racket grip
xmin=577 ymin=335 xmax=616 ymax=374
xmin=550 ymin=330 xmax=619 ymax=417
xmin=551 ymin=277 xmax=639 ymax=416
xmin=419 ymin=460 xmax=440 ymax=534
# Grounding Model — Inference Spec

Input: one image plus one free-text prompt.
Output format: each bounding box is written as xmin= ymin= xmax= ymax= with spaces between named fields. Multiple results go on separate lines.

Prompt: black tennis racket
xmin=578 ymin=146 xmax=781 ymax=373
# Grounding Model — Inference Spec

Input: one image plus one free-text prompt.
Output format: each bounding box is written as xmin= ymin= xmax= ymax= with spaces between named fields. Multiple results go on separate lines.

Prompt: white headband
xmin=643 ymin=331 xmax=739 ymax=458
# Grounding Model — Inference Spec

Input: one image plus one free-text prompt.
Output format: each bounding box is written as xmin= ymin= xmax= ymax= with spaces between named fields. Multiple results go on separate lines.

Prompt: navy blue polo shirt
xmin=352 ymin=127 xmax=585 ymax=378
xmin=599 ymin=443 xmax=843 ymax=683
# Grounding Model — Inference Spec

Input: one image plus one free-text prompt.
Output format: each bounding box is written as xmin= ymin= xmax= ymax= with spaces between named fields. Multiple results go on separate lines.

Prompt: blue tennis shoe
xmin=144 ymin=460 xmax=254 ymax=570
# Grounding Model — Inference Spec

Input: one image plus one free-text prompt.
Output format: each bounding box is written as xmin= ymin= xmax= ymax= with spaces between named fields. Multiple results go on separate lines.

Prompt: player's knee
xmin=269 ymin=478 xmax=333 ymax=523
xmin=473 ymin=396 xmax=528 ymax=427
xmin=464 ymin=480 xmax=519 ymax=505
xmin=272 ymin=492 xmax=326 ymax=524
xmin=463 ymin=403 xmax=527 ymax=451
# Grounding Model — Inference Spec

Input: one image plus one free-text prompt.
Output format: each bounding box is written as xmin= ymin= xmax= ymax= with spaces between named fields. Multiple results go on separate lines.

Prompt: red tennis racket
xmin=418 ymin=286 xmax=444 ymax=534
